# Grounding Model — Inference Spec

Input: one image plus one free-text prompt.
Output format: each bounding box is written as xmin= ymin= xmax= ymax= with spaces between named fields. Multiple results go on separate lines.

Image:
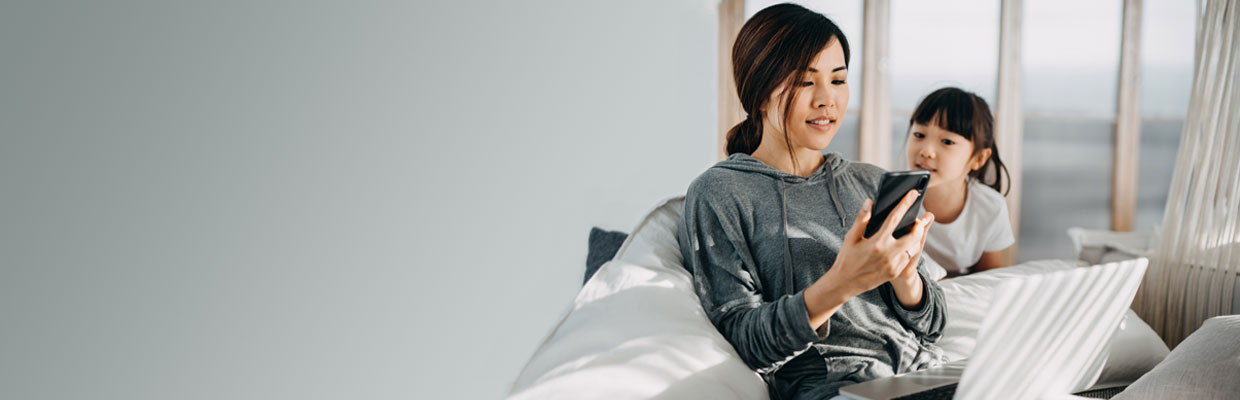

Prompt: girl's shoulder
xmin=966 ymin=180 xmax=1010 ymax=218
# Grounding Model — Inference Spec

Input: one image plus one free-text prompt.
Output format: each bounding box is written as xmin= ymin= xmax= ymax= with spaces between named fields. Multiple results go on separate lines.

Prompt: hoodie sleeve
xmin=882 ymin=258 xmax=947 ymax=342
xmin=679 ymin=191 xmax=825 ymax=373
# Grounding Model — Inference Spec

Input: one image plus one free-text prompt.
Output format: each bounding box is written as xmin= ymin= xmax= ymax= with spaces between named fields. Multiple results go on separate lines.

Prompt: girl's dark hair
xmin=725 ymin=3 xmax=850 ymax=163
xmin=909 ymin=87 xmax=1010 ymax=196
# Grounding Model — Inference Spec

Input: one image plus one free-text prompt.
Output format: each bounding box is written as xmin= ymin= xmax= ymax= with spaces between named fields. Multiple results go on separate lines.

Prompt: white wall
xmin=0 ymin=1 xmax=719 ymax=399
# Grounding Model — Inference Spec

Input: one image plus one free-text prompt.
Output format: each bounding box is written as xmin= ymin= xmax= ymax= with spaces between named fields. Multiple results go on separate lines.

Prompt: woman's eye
xmin=799 ymin=81 xmax=814 ymax=87
xmin=832 ymin=80 xmax=846 ymax=85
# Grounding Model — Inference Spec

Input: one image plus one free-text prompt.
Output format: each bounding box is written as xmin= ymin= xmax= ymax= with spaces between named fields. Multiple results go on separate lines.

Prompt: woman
xmin=678 ymin=4 xmax=947 ymax=399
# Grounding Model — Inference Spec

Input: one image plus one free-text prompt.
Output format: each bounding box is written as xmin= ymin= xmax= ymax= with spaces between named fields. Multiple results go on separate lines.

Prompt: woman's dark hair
xmin=909 ymin=87 xmax=1010 ymax=196
xmin=725 ymin=3 xmax=851 ymax=164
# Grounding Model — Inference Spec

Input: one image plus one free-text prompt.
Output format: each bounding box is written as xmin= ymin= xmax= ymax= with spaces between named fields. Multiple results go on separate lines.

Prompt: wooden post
xmin=996 ymin=0 xmax=1024 ymax=263
xmin=1113 ymin=0 xmax=1143 ymax=231
xmin=718 ymin=0 xmax=745 ymax=161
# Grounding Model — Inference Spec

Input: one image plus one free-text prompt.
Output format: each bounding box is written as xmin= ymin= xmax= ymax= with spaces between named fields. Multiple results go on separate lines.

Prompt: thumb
xmin=845 ymin=199 xmax=873 ymax=242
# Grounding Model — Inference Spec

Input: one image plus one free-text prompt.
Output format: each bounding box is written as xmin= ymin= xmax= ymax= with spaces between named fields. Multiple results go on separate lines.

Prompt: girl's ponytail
xmin=978 ymin=138 xmax=1011 ymax=196
xmin=969 ymin=95 xmax=1010 ymax=196
xmin=726 ymin=114 xmax=763 ymax=155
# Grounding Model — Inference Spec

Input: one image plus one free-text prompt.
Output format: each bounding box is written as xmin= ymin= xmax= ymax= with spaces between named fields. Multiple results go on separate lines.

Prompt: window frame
xmin=718 ymin=0 xmax=1150 ymax=261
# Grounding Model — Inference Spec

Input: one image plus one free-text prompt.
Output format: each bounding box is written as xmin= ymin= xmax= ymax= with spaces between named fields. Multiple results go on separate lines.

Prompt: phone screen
xmin=864 ymin=171 xmax=931 ymax=239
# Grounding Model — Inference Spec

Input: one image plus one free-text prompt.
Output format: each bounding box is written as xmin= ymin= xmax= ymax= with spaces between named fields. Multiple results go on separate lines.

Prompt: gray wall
xmin=0 ymin=1 xmax=719 ymax=399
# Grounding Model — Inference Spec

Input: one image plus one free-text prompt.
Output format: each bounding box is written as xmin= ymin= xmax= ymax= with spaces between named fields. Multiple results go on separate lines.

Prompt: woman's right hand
xmin=802 ymin=190 xmax=933 ymax=331
xmin=822 ymin=190 xmax=934 ymax=299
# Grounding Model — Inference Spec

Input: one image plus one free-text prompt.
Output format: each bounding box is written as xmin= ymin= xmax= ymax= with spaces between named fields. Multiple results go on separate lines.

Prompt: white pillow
xmin=1114 ymin=315 xmax=1240 ymax=399
xmin=507 ymin=197 xmax=768 ymax=400
xmin=922 ymin=255 xmax=948 ymax=281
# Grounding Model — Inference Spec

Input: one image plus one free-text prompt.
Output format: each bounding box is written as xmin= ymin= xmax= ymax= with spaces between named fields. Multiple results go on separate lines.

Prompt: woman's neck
xmin=751 ymin=143 xmax=824 ymax=177
xmin=923 ymin=178 xmax=969 ymax=224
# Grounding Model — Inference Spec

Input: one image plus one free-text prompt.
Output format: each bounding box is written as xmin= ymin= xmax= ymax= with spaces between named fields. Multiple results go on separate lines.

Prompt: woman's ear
xmin=970 ymin=148 xmax=993 ymax=171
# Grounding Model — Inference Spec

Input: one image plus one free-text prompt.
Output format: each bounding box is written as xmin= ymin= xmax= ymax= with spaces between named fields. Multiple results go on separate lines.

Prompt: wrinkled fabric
xmin=679 ymin=153 xmax=947 ymax=399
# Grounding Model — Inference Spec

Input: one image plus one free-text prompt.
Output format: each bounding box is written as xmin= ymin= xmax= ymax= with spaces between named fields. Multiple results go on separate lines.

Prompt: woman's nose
xmin=814 ymin=87 xmax=835 ymax=109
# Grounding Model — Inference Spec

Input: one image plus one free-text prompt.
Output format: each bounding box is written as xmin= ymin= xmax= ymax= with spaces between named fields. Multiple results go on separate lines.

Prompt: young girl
xmin=679 ymin=4 xmax=946 ymax=399
xmin=905 ymin=87 xmax=1014 ymax=277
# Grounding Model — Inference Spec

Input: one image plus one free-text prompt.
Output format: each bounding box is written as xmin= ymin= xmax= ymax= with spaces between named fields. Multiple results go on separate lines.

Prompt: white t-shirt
xmin=923 ymin=180 xmax=1015 ymax=275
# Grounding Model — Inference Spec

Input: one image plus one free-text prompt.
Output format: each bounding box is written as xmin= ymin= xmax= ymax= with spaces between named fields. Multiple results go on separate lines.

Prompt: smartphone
xmin=864 ymin=170 xmax=931 ymax=239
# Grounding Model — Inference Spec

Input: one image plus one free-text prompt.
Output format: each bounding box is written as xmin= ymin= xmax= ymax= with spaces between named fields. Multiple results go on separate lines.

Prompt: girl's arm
xmin=970 ymin=245 xmax=1013 ymax=273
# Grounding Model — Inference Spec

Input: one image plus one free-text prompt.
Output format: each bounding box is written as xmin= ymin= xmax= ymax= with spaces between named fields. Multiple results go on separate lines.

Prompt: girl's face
xmin=906 ymin=115 xmax=990 ymax=188
xmin=762 ymin=39 xmax=850 ymax=153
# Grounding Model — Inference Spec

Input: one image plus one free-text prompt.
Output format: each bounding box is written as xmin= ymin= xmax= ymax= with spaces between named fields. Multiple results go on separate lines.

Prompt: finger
xmin=879 ymin=189 xmax=921 ymax=238
xmin=908 ymin=217 xmax=930 ymax=269
xmin=904 ymin=248 xmax=920 ymax=272
xmin=896 ymin=211 xmax=936 ymax=247
xmin=902 ymin=215 xmax=933 ymax=274
xmin=844 ymin=199 xmax=873 ymax=242
xmin=917 ymin=212 xmax=935 ymax=248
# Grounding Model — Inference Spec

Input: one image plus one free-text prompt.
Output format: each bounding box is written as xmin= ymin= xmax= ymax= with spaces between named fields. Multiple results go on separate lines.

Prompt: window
xmin=1136 ymin=0 xmax=1195 ymax=231
xmin=888 ymin=0 xmax=1000 ymax=169
xmin=1018 ymin=0 xmax=1124 ymax=261
xmin=722 ymin=1 xmax=1199 ymax=261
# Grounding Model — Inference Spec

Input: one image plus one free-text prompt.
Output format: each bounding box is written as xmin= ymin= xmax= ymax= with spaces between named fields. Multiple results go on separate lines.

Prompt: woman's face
xmin=905 ymin=115 xmax=989 ymax=188
xmin=763 ymin=39 xmax=850 ymax=153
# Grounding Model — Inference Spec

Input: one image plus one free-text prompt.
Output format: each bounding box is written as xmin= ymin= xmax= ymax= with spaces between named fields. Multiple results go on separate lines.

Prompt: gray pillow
xmin=585 ymin=227 xmax=628 ymax=285
xmin=1114 ymin=315 xmax=1240 ymax=400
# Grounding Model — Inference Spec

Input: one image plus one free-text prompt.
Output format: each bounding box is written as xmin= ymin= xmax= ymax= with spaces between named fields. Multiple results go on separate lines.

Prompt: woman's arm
xmin=890 ymin=271 xmax=925 ymax=309
xmin=876 ymin=193 xmax=947 ymax=339
xmin=886 ymin=261 xmax=948 ymax=341
xmin=680 ymin=193 xmax=826 ymax=372
xmin=803 ymin=271 xmax=852 ymax=333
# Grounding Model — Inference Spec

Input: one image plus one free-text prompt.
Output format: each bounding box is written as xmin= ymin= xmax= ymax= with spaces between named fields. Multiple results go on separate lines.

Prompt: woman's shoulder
xmin=685 ymin=164 xmax=763 ymax=205
xmin=831 ymin=155 xmax=885 ymax=191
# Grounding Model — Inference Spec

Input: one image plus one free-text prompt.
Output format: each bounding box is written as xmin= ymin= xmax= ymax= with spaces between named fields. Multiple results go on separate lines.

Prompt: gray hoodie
xmin=678 ymin=153 xmax=947 ymax=399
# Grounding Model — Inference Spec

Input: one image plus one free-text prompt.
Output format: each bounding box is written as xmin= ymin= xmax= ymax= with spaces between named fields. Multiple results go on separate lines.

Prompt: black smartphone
xmin=864 ymin=170 xmax=931 ymax=239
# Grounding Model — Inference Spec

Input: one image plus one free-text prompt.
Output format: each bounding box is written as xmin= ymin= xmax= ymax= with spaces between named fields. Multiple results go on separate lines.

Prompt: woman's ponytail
xmin=726 ymin=114 xmax=763 ymax=155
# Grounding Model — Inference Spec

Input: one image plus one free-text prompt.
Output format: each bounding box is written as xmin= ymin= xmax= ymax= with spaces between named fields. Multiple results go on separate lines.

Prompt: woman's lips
xmin=807 ymin=119 xmax=835 ymax=131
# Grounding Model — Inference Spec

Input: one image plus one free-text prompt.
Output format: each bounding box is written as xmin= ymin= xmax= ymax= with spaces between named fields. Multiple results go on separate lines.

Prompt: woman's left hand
xmin=891 ymin=213 xmax=932 ymax=308
xmin=898 ymin=218 xmax=932 ymax=281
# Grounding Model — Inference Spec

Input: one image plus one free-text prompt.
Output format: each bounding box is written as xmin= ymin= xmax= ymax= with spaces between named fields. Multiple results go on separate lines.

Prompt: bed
xmin=508 ymin=196 xmax=1235 ymax=399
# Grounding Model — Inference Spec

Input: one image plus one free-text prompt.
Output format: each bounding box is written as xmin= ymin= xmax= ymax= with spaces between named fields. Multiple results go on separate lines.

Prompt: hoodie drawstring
xmin=776 ymin=179 xmax=795 ymax=295
xmin=776 ymin=160 xmax=849 ymax=296
xmin=824 ymin=164 xmax=848 ymax=227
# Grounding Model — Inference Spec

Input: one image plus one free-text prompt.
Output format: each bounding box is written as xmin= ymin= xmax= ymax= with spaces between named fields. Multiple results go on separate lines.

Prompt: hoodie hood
xmin=713 ymin=151 xmax=854 ymax=257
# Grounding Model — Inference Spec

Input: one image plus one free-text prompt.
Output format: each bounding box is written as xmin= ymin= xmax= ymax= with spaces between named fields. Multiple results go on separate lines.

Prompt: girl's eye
xmin=942 ymin=139 xmax=954 ymax=146
xmin=913 ymin=132 xmax=925 ymax=139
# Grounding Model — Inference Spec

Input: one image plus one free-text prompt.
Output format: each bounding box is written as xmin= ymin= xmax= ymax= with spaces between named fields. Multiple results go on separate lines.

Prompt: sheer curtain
xmin=1134 ymin=0 xmax=1240 ymax=348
